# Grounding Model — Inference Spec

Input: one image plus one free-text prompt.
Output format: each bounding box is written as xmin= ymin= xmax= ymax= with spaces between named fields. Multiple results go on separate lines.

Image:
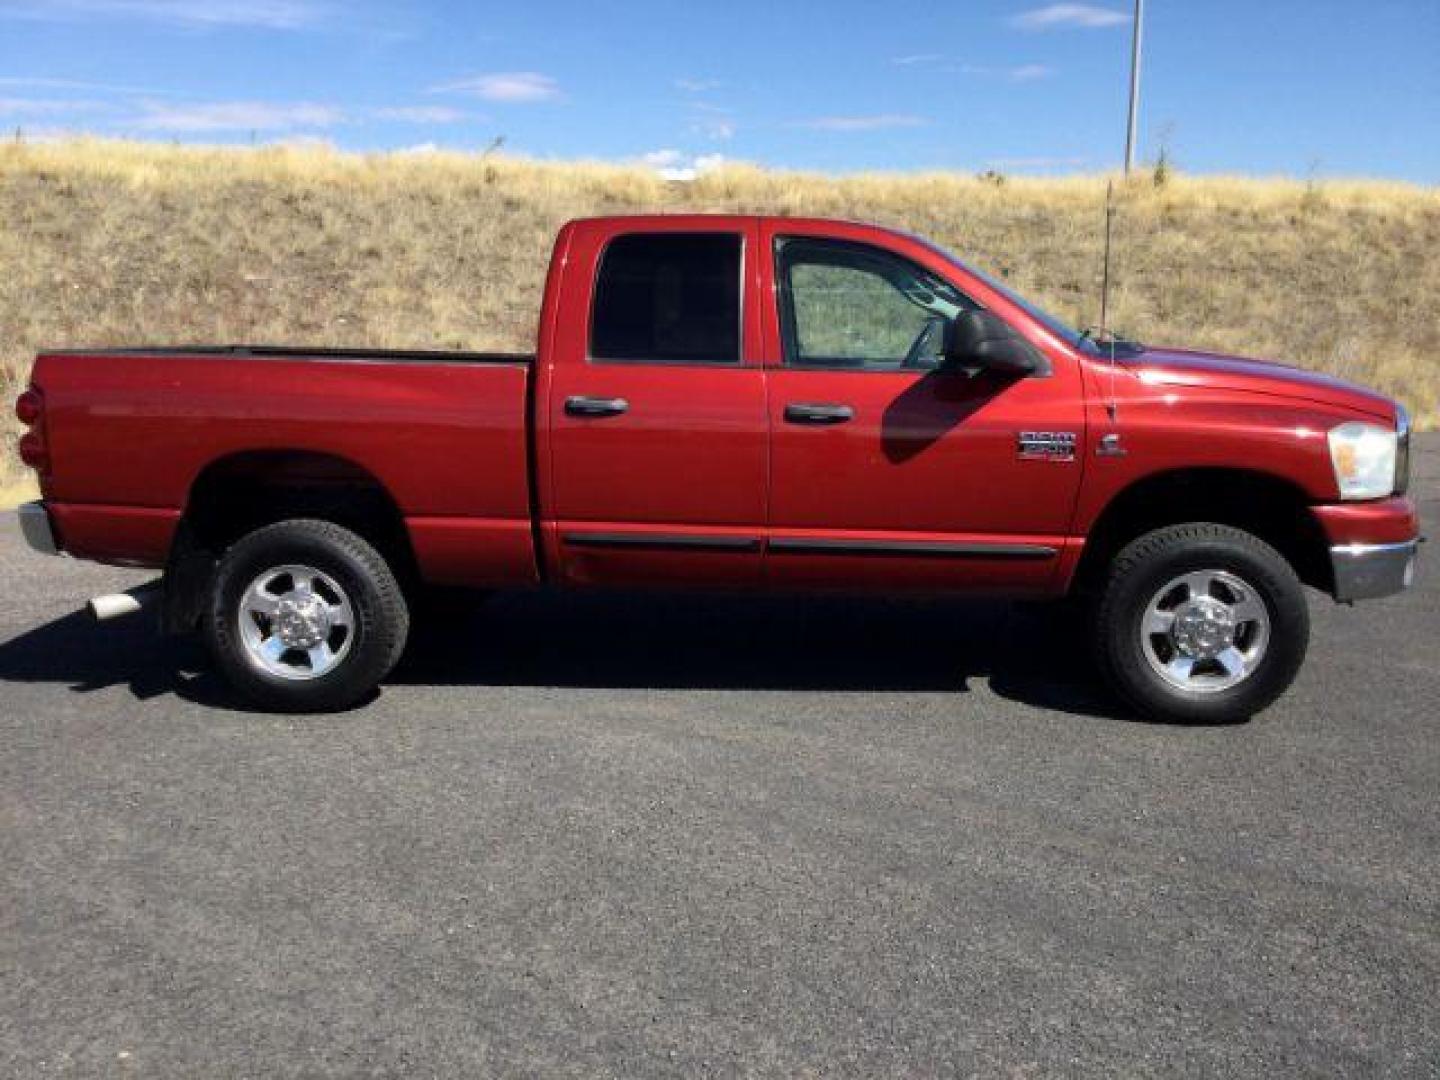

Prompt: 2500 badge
xmin=1017 ymin=431 xmax=1078 ymax=461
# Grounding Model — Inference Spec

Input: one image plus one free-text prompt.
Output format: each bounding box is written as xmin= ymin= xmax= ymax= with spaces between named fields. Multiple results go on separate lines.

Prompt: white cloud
xmin=692 ymin=116 xmax=735 ymax=140
xmin=797 ymin=114 xmax=928 ymax=132
xmin=1008 ymin=63 xmax=1054 ymax=81
xmin=0 ymin=0 xmax=327 ymax=28
xmin=432 ymin=72 xmax=561 ymax=104
xmin=958 ymin=63 xmax=1055 ymax=81
xmin=373 ymin=106 xmax=466 ymax=124
xmin=1011 ymin=4 xmax=1129 ymax=29
xmin=640 ymin=149 xmax=726 ymax=182
xmin=642 ymin=149 xmax=685 ymax=168
xmin=675 ymin=78 xmax=722 ymax=93
xmin=0 ymin=97 xmax=111 ymax=116
xmin=686 ymin=102 xmax=735 ymax=141
xmin=0 ymin=76 xmax=153 ymax=93
xmin=902 ymin=57 xmax=1053 ymax=80
xmin=133 ymin=100 xmax=343 ymax=132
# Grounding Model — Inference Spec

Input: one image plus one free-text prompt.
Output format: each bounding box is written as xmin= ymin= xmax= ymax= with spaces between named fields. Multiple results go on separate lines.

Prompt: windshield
xmin=916 ymin=236 xmax=1143 ymax=357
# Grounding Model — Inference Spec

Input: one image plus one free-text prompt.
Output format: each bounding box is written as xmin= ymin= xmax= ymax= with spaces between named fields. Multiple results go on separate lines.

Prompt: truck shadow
xmin=396 ymin=590 xmax=1119 ymax=715
xmin=0 ymin=586 xmax=1131 ymax=721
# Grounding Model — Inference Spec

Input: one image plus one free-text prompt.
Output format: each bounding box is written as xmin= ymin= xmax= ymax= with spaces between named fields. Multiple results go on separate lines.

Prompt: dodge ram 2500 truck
xmin=13 ymin=215 xmax=1420 ymax=720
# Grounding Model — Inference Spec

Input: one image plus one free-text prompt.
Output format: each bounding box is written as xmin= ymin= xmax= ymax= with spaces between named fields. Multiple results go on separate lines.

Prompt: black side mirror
xmin=944 ymin=311 xmax=1047 ymax=376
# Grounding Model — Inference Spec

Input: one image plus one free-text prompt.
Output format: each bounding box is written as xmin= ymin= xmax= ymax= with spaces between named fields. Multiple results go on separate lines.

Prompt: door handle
xmin=565 ymin=395 xmax=630 ymax=418
xmin=784 ymin=403 xmax=854 ymax=425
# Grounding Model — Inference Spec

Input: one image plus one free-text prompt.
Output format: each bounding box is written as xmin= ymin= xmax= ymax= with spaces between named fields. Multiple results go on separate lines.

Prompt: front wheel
xmin=205 ymin=519 xmax=410 ymax=712
xmin=1092 ymin=523 xmax=1309 ymax=723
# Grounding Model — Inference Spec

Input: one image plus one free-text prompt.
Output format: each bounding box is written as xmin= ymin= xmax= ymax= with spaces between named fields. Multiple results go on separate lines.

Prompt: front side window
xmin=776 ymin=238 xmax=977 ymax=371
xmin=590 ymin=233 xmax=742 ymax=365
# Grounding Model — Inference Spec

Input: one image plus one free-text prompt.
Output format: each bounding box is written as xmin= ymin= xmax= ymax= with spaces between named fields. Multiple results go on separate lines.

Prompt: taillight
xmin=18 ymin=430 xmax=48 ymax=471
xmin=15 ymin=389 xmax=42 ymax=426
xmin=14 ymin=386 xmax=48 ymax=473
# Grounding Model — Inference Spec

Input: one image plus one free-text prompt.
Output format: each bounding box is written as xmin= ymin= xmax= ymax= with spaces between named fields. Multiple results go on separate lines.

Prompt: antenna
xmin=1101 ymin=180 xmax=1119 ymax=422
xmin=1100 ymin=179 xmax=1115 ymax=335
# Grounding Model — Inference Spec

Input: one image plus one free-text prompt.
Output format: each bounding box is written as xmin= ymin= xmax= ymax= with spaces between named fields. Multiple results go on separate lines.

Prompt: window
xmin=776 ymin=238 xmax=977 ymax=371
xmin=590 ymin=233 xmax=742 ymax=364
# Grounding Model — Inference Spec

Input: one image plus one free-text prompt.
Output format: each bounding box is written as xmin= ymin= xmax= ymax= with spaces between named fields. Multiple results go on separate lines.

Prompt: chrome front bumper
xmin=1330 ymin=539 xmax=1419 ymax=602
xmin=15 ymin=501 xmax=60 ymax=556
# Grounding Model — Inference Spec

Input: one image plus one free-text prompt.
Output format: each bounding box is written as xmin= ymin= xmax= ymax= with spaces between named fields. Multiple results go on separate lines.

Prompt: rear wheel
xmin=1092 ymin=523 xmax=1309 ymax=723
xmin=206 ymin=519 xmax=409 ymax=712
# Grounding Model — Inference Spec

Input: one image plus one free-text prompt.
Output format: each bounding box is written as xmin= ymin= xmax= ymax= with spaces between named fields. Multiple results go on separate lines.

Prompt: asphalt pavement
xmin=2 ymin=440 xmax=1437 ymax=1077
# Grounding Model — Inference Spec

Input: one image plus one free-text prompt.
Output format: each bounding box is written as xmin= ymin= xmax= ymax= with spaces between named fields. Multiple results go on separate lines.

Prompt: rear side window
xmin=590 ymin=233 xmax=742 ymax=365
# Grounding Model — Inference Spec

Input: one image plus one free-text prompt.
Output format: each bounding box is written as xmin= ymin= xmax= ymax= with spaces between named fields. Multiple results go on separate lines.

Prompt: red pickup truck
xmin=13 ymin=215 xmax=1420 ymax=721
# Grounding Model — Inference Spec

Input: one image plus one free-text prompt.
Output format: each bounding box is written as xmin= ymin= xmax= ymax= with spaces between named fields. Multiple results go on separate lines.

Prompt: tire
xmin=1091 ymin=523 xmax=1309 ymax=724
xmin=205 ymin=519 xmax=409 ymax=712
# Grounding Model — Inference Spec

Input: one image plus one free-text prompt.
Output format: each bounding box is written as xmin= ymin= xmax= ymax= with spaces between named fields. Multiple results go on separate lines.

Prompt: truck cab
xmin=539 ymin=216 xmax=1085 ymax=595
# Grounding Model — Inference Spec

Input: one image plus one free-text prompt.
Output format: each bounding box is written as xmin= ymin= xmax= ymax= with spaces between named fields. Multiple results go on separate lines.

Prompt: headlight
xmin=1328 ymin=421 xmax=1398 ymax=500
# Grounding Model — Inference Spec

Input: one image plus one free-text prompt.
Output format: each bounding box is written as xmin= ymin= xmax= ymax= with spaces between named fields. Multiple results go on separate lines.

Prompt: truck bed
xmin=31 ymin=346 xmax=540 ymax=585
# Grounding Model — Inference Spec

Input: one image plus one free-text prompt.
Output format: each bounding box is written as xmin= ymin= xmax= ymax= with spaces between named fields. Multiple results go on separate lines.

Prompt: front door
xmin=545 ymin=221 xmax=769 ymax=587
xmin=761 ymin=226 xmax=1085 ymax=594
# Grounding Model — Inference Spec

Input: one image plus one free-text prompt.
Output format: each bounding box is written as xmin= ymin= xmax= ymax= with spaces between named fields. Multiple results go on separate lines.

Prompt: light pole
xmin=1123 ymin=0 xmax=1144 ymax=175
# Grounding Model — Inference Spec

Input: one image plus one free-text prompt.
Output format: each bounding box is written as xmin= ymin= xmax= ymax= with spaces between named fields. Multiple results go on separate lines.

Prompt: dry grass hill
xmin=3 ymin=138 xmax=1436 ymax=497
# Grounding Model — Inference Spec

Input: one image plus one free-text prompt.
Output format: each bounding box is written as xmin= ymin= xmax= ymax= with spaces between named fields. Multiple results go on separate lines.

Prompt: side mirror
xmin=944 ymin=311 xmax=1046 ymax=376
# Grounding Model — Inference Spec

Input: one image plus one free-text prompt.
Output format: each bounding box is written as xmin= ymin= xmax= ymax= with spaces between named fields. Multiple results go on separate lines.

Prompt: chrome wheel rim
xmin=238 ymin=564 xmax=355 ymax=681
xmin=1141 ymin=569 xmax=1270 ymax=694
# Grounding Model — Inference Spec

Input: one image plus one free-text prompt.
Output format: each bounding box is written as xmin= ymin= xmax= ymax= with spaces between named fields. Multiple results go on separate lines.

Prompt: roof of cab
xmin=564 ymin=213 xmax=909 ymax=235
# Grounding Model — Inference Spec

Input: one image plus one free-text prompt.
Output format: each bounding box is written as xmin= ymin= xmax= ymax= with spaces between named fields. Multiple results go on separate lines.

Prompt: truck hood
xmin=1126 ymin=346 xmax=1396 ymax=421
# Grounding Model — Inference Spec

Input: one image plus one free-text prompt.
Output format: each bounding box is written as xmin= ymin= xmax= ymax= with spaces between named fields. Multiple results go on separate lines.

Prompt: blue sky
xmin=1 ymin=0 xmax=1436 ymax=181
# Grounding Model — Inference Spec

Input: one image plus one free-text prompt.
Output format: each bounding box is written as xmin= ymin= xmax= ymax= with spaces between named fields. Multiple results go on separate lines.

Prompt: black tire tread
xmin=1092 ymin=522 xmax=1309 ymax=724
xmin=206 ymin=519 xmax=409 ymax=712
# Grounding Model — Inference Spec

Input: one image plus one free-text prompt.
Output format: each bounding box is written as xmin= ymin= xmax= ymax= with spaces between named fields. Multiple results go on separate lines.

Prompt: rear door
xmin=543 ymin=219 xmax=768 ymax=587
xmin=760 ymin=221 xmax=1086 ymax=594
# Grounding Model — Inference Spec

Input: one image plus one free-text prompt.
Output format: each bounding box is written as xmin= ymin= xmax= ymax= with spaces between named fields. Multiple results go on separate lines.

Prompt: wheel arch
xmin=1070 ymin=467 xmax=1331 ymax=597
xmin=164 ymin=449 xmax=417 ymax=634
